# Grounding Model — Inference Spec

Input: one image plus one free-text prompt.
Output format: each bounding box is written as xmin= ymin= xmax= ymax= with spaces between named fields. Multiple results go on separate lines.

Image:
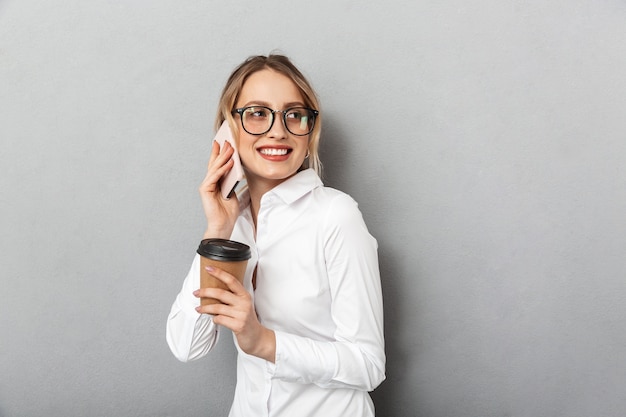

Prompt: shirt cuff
xmin=267 ymin=330 xmax=338 ymax=384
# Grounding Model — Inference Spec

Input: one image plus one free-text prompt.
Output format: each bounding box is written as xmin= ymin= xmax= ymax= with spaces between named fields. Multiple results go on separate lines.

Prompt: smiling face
xmin=234 ymin=69 xmax=310 ymax=192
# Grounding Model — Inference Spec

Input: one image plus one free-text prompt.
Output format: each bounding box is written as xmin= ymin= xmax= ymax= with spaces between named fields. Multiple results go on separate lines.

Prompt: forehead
xmin=237 ymin=69 xmax=304 ymax=106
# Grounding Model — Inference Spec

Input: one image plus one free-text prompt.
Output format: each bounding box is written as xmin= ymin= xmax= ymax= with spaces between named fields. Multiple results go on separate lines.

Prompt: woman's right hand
xmin=198 ymin=140 xmax=241 ymax=239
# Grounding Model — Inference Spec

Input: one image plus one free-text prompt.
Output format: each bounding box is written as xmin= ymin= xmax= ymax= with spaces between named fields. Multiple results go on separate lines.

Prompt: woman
xmin=166 ymin=54 xmax=385 ymax=416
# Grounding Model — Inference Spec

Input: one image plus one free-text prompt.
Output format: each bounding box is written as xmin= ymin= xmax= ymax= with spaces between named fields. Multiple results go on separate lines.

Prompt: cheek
xmin=236 ymin=134 xmax=258 ymax=165
xmin=235 ymin=131 xmax=254 ymax=151
xmin=234 ymin=128 xmax=244 ymax=149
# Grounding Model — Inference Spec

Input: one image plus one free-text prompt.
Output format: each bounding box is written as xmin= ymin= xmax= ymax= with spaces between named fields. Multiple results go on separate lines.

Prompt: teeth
xmin=260 ymin=148 xmax=288 ymax=156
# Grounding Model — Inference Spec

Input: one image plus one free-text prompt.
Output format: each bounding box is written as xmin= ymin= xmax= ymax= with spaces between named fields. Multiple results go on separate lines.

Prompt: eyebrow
xmin=238 ymin=100 xmax=307 ymax=109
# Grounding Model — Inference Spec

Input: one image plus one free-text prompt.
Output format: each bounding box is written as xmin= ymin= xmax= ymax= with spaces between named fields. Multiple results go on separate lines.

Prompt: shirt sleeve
xmin=268 ymin=194 xmax=386 ymax=391
xmin=166 ymin=254 xmax=221 ymax=362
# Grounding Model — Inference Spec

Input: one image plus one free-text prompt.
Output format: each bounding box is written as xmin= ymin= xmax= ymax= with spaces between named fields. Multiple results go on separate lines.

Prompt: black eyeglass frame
xmin=232 ymin=106 xmax=319 ymax=136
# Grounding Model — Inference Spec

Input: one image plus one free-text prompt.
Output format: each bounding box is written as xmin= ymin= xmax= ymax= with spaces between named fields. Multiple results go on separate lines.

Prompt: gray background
xmin=1 ymin=0 xmax=625 ymax=416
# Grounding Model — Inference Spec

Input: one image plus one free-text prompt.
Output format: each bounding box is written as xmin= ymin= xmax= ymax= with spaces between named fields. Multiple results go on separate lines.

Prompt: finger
xmin=195 ymin=287 xmax=239 ymax=306
xmin=201 ymin=302 xmax=250 ymax=334
xmin=194 ymin=296 xmax=247 ymax=331
xmin=209 ymin=140 xmax=234 ymax=167
xmin=207 ymin=140 xmax=221 ymax=164
xmin=195 ymin=299 xmax=234 ymax=316
xmin=203 ymin=302 xmax=238 ymax=318
xmin=211 ymin=314 xmax=245 ymax=334
xmin=204 ymin=265 xmax=246 ymax=295
xmin=206 ymin=144 xmax=234 ymax=176
xmin=199 ymin=155 xmax=235 ymax=196
xmin=208 ymin=139 xmax=232 ymax=160
xmin=199 ymin=158 xmax=234 ymax=194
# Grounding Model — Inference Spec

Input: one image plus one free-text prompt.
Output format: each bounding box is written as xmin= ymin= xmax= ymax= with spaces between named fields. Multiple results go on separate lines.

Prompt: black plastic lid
xmin=197 ymin=238 xmax=251 ymax=261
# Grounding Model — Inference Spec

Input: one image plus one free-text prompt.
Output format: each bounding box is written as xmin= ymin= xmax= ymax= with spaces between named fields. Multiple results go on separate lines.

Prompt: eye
xmin=246 ymin=107 xmax=270 ymax=119
xmin=286 ymin=109 xmax=305 ymax=120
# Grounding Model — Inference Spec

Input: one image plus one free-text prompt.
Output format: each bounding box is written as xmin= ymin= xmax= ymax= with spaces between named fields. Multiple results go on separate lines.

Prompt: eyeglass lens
xmin=240 ymin=107 xmax=316 ymax=136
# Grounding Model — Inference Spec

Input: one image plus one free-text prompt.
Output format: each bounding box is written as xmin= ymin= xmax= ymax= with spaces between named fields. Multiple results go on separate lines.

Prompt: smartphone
xmin=213 ymin=120 xmax=244 ymax=199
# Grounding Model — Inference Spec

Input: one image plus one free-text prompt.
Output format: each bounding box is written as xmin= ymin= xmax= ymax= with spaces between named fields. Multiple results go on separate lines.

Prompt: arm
xmin=195 ymin=264 xmax=276 ymax=363
xmin=166 ymin=254 xmax=221 ymax=362
xmin=269 ymin=194 xmax=386 ymax=391
xmin=198 ymin=140 xmax=241 ymax=239
xmin=166 ymin=139 xmax=241 ymax=361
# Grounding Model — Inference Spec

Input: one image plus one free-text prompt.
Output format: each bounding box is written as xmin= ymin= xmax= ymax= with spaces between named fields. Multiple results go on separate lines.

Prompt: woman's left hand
xmin=194 ymin=266 xmax=276 ymax=363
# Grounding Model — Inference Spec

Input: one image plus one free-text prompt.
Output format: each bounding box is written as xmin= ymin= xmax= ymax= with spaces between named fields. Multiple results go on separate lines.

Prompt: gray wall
xmin=1 ymin=1 xmax=625 ymax=416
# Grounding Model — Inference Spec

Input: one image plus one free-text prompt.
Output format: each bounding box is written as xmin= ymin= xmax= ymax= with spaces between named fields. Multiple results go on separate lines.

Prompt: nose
xmin=266 ymin=111 xmax=288 ymax=139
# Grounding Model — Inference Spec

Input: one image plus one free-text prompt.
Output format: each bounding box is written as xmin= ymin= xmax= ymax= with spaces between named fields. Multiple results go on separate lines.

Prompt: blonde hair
xmin=215 ymin=54 xmax=322 ymax=175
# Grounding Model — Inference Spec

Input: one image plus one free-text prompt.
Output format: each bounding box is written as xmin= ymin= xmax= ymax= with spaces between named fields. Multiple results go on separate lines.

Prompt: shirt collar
xmin=237 ymin=169 xmax=323 ymax=212
xmin=267 ymin=168 xmax=323 ymax=205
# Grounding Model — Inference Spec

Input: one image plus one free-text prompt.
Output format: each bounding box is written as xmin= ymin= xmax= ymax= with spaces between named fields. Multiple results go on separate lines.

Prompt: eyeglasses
xmin=232 ymin=106 xmax=319 ymax=136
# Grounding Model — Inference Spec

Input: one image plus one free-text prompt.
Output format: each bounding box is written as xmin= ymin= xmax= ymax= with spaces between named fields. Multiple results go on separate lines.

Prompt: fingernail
xmin=193 ymin=290 xmax=199 ymax=297
xmin=205 ymin=266 xmax=215 ymax=272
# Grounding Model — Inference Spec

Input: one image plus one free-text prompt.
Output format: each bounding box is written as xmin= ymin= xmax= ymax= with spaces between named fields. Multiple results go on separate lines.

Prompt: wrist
xmin=255 ymin=328 xmax=276 ymax=363
xmin=202 ymin=227 xmax=232 ymax=240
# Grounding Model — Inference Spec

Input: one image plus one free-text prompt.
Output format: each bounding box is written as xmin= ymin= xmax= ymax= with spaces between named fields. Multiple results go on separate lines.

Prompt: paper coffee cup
xmin=197 ymin=238 xmax=251 ymax=306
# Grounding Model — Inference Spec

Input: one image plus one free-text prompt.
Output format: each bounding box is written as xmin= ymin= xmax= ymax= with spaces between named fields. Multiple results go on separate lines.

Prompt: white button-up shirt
xmin=166 ymin=169 xmax=385 ymax=417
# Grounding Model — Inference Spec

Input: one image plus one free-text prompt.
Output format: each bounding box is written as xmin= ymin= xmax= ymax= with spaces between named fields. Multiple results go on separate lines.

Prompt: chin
xmin=244 ymin=166 xmax=296 ymax=183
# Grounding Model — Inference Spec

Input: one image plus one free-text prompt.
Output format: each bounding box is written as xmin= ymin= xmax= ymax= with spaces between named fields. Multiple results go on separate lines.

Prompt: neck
xmin=245 ymin=169 xmax=307 ymax=226
xmin=246 ymin=175 xmax=283 ymax=228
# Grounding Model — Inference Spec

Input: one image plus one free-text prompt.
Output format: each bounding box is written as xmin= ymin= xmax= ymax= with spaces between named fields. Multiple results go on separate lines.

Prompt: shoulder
xmin=312 ymin=186 xmax=359 ymax=212
xmin=310 ymin=187 xmax=370 ymax=231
